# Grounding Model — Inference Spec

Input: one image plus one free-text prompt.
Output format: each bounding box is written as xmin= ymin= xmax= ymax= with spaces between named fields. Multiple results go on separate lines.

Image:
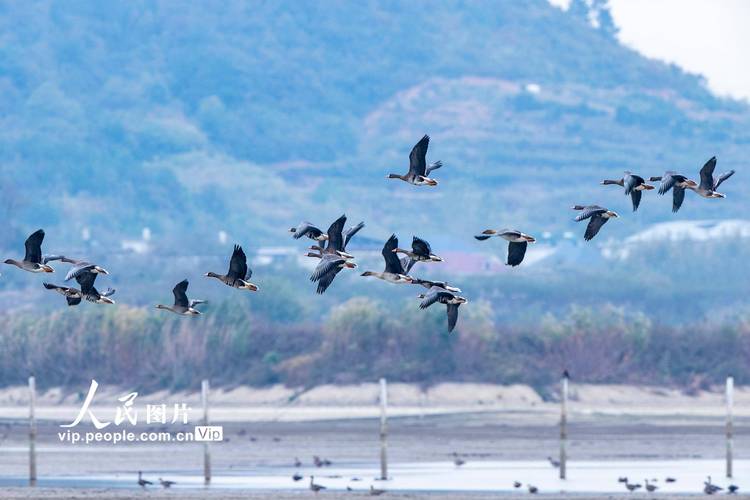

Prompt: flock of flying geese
xmin=2 ymin=135 xmax=737 ymax=333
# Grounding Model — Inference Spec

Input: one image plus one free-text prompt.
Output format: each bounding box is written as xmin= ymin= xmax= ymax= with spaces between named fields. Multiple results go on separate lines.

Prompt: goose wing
xmin=657 ymin=172 xmax=678 ymax=195
xmin=419 ymin=286 xmax=452 ymax=309
xmin=310 ymin=254 xmax=344 ymax=282
xmin=382 ymin=234 xmax=405 ymax=274
xmin=699 ymin=157 xmax=717 ymax=191
xmin=65 ymin=262 xmax=96 ymax=281
xmin=623 ymin=174 xmax=638 ymax=195
xmin=343 ymin=221 xmax=365 ymax=250
xmin=75 ymin=270 xmax=97 ymax=294
xmin=672 ymin=186 xmax=686 ymax=212
xmin=172 ymin=279 xmax=190 ymax=308
xmin=506 ymin=241 xmax=528 ymax=266
xmin=714 ymin=169 xmax=735 ymax=190
xmin=326 ymin=214 xmax=346 ymax=252
xmin=228 ymin=245 xmax=249 ymax=280
xmin=24 ymin=229 xmax=45 ymax=264
xmin=446 ymin=303 xmax=460 ymax=333
xmin=189 ymin=299 xmax=206 ymax=308
xmin=315 ymin=267 xmax=341 ymax=294
xmin=101 ymin=287 xmax=116 ymax=297
xmin=411 ymin=236 xmax=432 ymax=257
xmin=584 ymin=215 xmax=609 ymax=241
xmin=574 ymin=206 xmax=605 ymax=222
xmin=630 ymin=189 xmax=642 ymax=211
xmin=408 ymin=135 xmax=429 ymax=176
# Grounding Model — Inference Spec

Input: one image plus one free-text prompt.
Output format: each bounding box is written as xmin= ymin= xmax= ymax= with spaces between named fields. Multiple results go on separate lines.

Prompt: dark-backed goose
xmin=688 ymin=156 xmax=734 ymax=198
xmin=362 ymin=235 xmax=414 ymax=284
xmin=3 ymin=229 xmax=55 ymax=273
xmin=309 ymin=476 xmax=326 ymax=493
xmin=393 ymin=236 xmax=442 ymax=272
xmin=474 ymin=229 xmax=536 ymax=266
xmin=418 ymin=286 xmax=467 ymax=332
xmin=205 ymin=245 xmax=258 ymax=291
xmin=411 ymin=278 xmax=461 ymax=293
xmin=387 ymin=135 xmax=442 ymax=186
xmin=601 ymin=172 xmax=654 ymax=211
xmin=43 ymin=256 xmax=109 ymax=281
xmin=571 ymin=205 xmax=618 ymax=241
xmin=704 ymin=476 xmax=722 ymax=495
xmin=76 ymin=270 xmax=115 ymax=304
xmin=43 ymin=282 xmax=82 ymax=306
xmin=159 ymin=478 xmax=176 ymax=489
xmin=309 ymin=215 xmax=362 ymax=294
xmin=156 ymin=280 xmax=206 ymax=315
xmin=649 ymin=171 xmax=697 ymax=213
xmin=290 ymin=222 xmax=328 ymax=242
xmin=138 ymin=471 xmax=152 ymax=488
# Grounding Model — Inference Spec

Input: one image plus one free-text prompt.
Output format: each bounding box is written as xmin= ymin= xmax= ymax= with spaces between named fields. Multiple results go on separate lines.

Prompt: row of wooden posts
xmin=24 ymin=375 xmax=736 ymax=486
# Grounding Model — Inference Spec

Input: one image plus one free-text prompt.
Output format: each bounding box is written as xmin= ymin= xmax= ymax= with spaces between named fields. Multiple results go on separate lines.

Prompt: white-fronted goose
xmin=649 ymin=171 xmax=697 ymax=213
xmin=728 ymin=484 xmax=739 ymax=494
xmin=394 ymin=236 xmax=442 ymax=272
xmin=572 ymin=205 xmax=619 ymax=241
xmin=528 ymin=484 xmax=538 ymax=494
xmin=370 ymin=485 xmax=386 ymax=496
xmin=156 ymin=279 xmax=206 ymax=315
xmin=704 ymin=476 xmax=722 ymax=495
xmin=138 ymin=471 xmax=152 ymax=488
xmin=418 ymin=286 xmax=467 ymax=332
xmin=159 ymin=478 xmax=176 ymax=489
xmin=43 ymin=282 xmax=82 ymax=306
xmin=645 ymin=480 xmax=657 ymax=492
xmin=290 ymin=222 xmax=328 ymax=242
xmin=43 ymin=256 xmax=109 ymax=281
xmin=3 ymin=229 xmax=55 ymax=273
xmin=547 ymin=456 xmax=560 ymax=468
xmin=309 ymin=476 xmax=326 ymax=493
xmin=388 ymin=135 xmax=442 ymax=186
xmin=411 ymin=278 xmax=461 ymax=293
xmin=474 ymin=229 xmax=536 ymax=266
xmin=309 ymin=215 xmax=363 ymax=294
xmin=601 ymin=172 xmax=654 ymax=211
xmin=688 ymin=156 xmax=735 ymax=198
xmin=205 ymin=245 xmax=258 ymax=291
xmin=75 ymin=270 xmax=116 ymax=304
xmin=625 ymin=481 xmax=642 ymax=492
xmin=362 ymin=234 xmax=414 ymax=284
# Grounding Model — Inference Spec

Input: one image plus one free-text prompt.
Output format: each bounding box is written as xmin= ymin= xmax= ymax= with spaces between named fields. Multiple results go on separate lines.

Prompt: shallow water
xmin=0 ymin=460 xmax=745 ymax=494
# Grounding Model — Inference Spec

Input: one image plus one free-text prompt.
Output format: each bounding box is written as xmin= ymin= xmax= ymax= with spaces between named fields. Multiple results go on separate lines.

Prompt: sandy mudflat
xmin=0 ymin=489 xmax=732 ymax=499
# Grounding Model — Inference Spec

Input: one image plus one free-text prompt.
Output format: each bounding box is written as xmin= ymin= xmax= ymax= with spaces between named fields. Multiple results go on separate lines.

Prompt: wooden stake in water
xmin=29 ymin=376 xmax=37 ymax=487
xmin=202 ymin=379 xmax=211 ymax=485
xmin=559 ymin=373 xmax=568 ymax=480
xmin=379 ymin=377 xmax=388 ymax=480
xmin=726 ymin=376 xmax=734 ymax=478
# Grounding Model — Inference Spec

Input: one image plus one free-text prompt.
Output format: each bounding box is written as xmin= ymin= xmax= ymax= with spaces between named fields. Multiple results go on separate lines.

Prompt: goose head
xmin=604 ymin=210 xmax=619 ymax=219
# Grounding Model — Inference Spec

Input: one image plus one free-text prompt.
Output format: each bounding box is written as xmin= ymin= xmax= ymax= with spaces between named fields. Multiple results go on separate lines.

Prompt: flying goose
xmin=205 ymin=245 xmax=258 ymax=291
xmin=290 ymin=222 xmax=328 ymax=242
xmin=137 ymin=471 xmax=152 ymax=488
xmin=601 ymin=172 xmax=654 ymax=211
xmin=393 ymin=236 xmax=442 ymax=272
xmin=156 ymin=279 xmax=206 ymax=315
xmin=42 ymin=256 xmax=109 ymax=282
xmin=411 ymin=278 xmax=461 ymax=293
xmin=3 ymin=229 xmax=55 ymax=273
xmin=76 ymin=270 xmax=115 ymax=304
xmin=571 ymin=205 xmax=619 ymax=241
xmin=158 ymin=478 xmax=176 ymax=489
xmin=309 ymin=215 xmax=362 ymax=294
xmin=43 ymin=282 xmax=82 ymax=306
xmin=474 ymin=229 xmax=536 ymax=266
xmin=309 ymin=476 xmax=326 ymax=493
xmin=688 ymin=156 xmax=735 ymax=198
xmin=418 ymin=286 xmax=467 ymax=332
xmin=649 ymin=171 xmax=697 ymax=213
xmin=387 ymin=134 xmax=442 ymax=186
xmin=362 ymin=234 xmax=414 ymax=284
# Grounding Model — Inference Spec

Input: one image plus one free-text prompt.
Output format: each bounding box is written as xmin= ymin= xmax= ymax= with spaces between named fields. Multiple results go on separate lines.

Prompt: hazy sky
xmin=550 ymin=0 xmax=750 ymax=101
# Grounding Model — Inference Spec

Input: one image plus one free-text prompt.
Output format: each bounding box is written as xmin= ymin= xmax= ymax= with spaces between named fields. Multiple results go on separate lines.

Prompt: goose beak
xmin=608 ymin=211 xmax=620 ymax=218
xmin=523 ymin=235 xmax=536 ymax=243
xmin=42 ymin=265 xmax=54 ymax=273
xmin=95 ymin=267 xmax=109 ymax=275
xmin=101 ymin=297 xmax=115 ymax=305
